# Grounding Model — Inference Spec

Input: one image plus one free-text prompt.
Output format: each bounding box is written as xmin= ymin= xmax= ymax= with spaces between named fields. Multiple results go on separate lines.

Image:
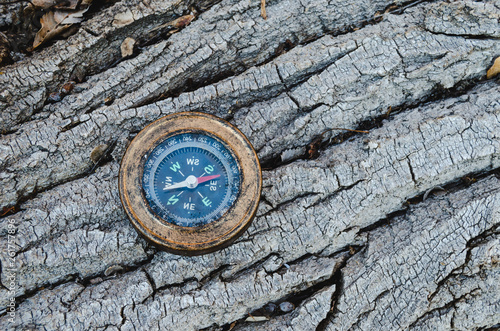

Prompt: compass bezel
xmin=119 ymin=112 xmax=262 ymax=255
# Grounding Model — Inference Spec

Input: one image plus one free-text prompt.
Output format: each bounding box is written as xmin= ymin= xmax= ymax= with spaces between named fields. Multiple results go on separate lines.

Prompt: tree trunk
xmin=1 ymin=0 xmax=499 ymax=329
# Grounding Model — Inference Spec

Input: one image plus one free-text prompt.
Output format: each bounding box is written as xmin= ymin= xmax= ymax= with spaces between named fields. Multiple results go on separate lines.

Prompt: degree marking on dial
xmin=170 ymin=161 xmax=181 ymax=172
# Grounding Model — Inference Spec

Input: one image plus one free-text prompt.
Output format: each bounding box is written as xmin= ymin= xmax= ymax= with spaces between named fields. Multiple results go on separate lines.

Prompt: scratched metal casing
xmin=119 ymin=112 xmax=262 ymax=255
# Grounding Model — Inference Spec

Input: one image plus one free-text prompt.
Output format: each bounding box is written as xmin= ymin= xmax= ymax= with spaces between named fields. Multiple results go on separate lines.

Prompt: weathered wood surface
xmin=1 ymin=0 xmax=499 ymax=329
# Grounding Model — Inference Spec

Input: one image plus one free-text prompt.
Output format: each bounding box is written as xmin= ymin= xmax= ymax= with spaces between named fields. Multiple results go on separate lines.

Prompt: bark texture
xmin=1 ymin=0 xmax=499 ymax=329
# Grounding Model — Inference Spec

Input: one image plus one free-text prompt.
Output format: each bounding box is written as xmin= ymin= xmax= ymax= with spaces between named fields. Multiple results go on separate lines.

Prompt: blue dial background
xmin=142 ymin=133 xmax=241 ymax=227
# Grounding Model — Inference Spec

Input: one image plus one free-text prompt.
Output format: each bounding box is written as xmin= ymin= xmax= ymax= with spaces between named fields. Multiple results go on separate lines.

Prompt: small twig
xmin=261 ymin=0 xmax=267 ymax=19
xmin=321 ymin=127 xmax=369 ymax=135
xmin=385 ymin=106 xmax=392 ymax=118
xmin=390 ymin=0 xmax=426 ymax=15
xmin=0 ymin=205 xmax=18 ymax=217
xmin=1 ymin=206 xmax=14 ymax=216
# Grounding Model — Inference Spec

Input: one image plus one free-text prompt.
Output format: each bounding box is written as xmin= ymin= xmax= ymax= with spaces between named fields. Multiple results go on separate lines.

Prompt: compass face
xmin=142 ymin=133 xmax=241 ymax=227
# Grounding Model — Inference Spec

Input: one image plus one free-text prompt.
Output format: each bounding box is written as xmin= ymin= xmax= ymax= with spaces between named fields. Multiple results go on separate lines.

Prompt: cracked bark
xmin=1 ymin=0 xmax=499 ymax=329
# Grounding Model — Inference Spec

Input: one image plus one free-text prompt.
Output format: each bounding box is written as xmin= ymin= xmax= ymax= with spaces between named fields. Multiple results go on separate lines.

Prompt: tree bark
xmin=0 ymin=0 xmax=499 ymax=329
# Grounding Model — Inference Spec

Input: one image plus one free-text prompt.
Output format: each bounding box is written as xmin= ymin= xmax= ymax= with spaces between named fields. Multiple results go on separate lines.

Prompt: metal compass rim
xmin=118 ymin=112 xmax=262 ymax=255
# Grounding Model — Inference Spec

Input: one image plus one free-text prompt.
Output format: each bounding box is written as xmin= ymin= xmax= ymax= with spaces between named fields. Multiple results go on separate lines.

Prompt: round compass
xmin=119 ymin=112 xmax=261 ymax=255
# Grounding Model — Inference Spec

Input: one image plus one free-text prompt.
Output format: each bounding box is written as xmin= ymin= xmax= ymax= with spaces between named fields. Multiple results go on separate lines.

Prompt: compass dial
xmin=143 ymin=133 xmax=241 ymax=227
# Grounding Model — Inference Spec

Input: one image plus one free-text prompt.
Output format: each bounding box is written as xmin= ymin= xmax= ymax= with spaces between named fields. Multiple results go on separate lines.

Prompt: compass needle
xmin=197 ymin=174 xmax=221 ymax=184
xmin=163 ymin=180 xmax=189 ymax=190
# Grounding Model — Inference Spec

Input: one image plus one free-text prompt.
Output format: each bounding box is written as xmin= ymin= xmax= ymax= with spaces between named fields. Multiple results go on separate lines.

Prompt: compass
xmin=119 ymin=112 xmax=261 ymax=255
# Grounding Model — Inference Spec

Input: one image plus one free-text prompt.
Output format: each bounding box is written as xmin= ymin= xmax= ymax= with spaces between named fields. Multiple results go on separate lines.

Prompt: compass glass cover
xmin=142 ymin=132 xmax=241 ymax=227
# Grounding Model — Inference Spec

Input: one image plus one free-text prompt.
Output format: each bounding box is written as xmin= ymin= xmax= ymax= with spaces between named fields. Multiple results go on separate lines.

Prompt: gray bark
xmin=1 ymin=0 xmax=499 ymax=330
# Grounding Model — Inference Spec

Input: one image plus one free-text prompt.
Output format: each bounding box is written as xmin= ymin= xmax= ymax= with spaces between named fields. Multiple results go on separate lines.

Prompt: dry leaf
xmin=54 ymin=8 xmax=89 ymax=24
xmin=33 ymin=11 xmax=71 ymax=49
xmin=149 ymin=14 xmax=195 ymax=34
xmin=487 ymin=57 xmax=500 ymax=79
xmin=33 ymin=0 xmax=92 ymax=9
xmin=33 ymin=8 xmax=89 ymax=49
xmin=60 ymin=81 xmax=75 ymax=95
xmin=32 ymin=0 xmax=58 ymax=9
xmin=113 ymin=9 xmax=134 ymax=27
xmin=170 ymin=14 xmax=195 ymax=29
xmin=121 ymin=37 xmax=136 ymax=58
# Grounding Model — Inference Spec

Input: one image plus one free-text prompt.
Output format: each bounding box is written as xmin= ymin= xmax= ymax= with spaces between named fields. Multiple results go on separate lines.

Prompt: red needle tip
xmin=197 ymin=174 xmax=221 ymax=184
